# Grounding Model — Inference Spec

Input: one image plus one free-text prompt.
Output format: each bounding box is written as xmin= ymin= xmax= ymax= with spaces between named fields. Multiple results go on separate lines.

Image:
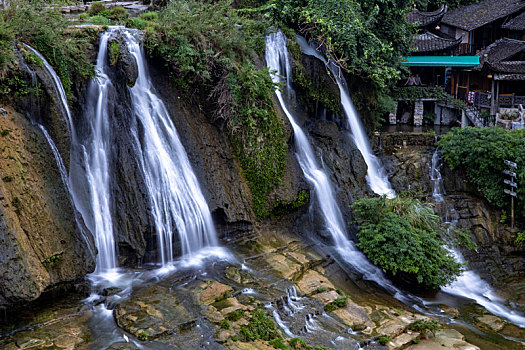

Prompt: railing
xmin=472 ymin=92 xmax=525 ymax=109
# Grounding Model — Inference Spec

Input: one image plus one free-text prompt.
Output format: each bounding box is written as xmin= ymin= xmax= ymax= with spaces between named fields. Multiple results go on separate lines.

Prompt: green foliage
xmin=2 ymin=176 xmax=12 ymax=182
xmin=240 ymin=308 xmax=280 ymax=341
xmin=378 ymin=336 xmax=392 ymax=345
xmin=515 ymin=231 xmax=525 ymax=247
xmin=1 ymin=1 xmax=95 ymax=101
xmin=108 ymin=42 xmax=121 ymax=66
xmin=408 ymin=319 xmax=440 ymax=336
xmin=220 ymin=320 xmax=231 ymax=329
xmin=214 ymin=291 xmax=232 ymax=303
xmin=88 ymin=2 xmax=106 ymax=16
xmin=41 ymin=253 xmax=63 ymax=267
xmin=137 ymin=331 xmax=148 ymax=341
xmin=324 ymin=297 xmax=348 ymax=312
xmin=140 ymin=11 xmax=159 ymax=21
xmin=351 ymin=196 xmax=462 ymax=289
xmin=438 ymin=127 xmax=525 ymax=217
xmin=268 ymin=336 xmax=330 ymax=350
xmin=271 ymin=0 xmax=414 ymax=90
xmin=1 ymin=129 xmax=9 ymax=137
xmin=270 ymin=189 xmax=310 ymax=216
xmin=225 ymin=309 xmax=245 ymax=322
xmin=89 ymin=14 xmax=111 ymax=25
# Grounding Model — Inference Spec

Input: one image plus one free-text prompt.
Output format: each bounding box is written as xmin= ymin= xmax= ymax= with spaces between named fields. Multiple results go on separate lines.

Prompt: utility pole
xmin=504 ymin=160 xmax=518 ymax=229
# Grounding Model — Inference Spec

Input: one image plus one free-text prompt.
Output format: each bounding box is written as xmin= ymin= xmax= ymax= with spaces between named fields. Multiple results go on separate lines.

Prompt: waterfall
xmin=19 ymin=44 xmax=95 ymax=261
xmin=295 ymin=36 xmax=395 ymax=198
xmin=431 ymin=148 xmax=525 ymax=327
xmin=122 ymin=30 xmax=218 ymax=264
xmin=265 ymin=32 xmax=409 ymax=302
xmin=69 ymin=28 xmax=118 ymax=273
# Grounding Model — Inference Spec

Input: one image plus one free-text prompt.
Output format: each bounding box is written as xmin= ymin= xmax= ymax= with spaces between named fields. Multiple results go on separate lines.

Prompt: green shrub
xmin=89 ymin=15 xmax=110 ymax=25
xmin=225 ymin=309 xmax=245 ymax=322
xmin=324 ymin=297 xmax=348 ymax=312
xmin=240 ymin=309 xmax=280 ymax=341
xmin=408 ymin=319 xmax=440 ymax=336
xmin=378 ymin=336 xmax=392 ymax=345
xmin=140 ymin=11 xmax=158 ymax=21
xmin=351 ymin=196 xmax=462 ymax=289
xmin=107 ymin=6 xmax=129 ymax=21
xmin=219 ymin=320 xmax=231 ymax=329
xmin=108 ymin=41 xmax=120 ymax=66
xmin=438 ymin=127 xmax=525 ymax=218
xmin=515 ymin=231 xmax=525 ymax=247
xmin=78 ymin=13 xmax=89 ymax=21
xmin=88 ymin=2 xmax=106 ymax=16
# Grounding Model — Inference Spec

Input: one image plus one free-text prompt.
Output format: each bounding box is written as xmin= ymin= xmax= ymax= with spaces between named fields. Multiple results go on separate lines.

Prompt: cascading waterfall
xmin=265 ymin=32 xmax=411 ymax=303
xmin=295 ymin=36 xmax=395 ymax=198
xmin=123 ymin=30 xmax=218 ymax=265
xmin=431 ymin=148 xmax=525 ymax=327
xmin=19 ymin=44 xmax=95 ymax=260
xmin=69 ymin=28 xmax=118 ymax=273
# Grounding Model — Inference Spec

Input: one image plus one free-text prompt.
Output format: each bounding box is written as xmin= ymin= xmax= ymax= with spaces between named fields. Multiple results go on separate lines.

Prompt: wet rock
xmin=332 ymin=300 xmax=374 ymax=334
xmin=0 ymin=108 xmax=95 ymax=309
xmin=476 ymin=315 xmax=506 ymax=332
xmin=296 ymin=270 xmax=335 ymax=295
xmin=197 ymin=281 xmax=233 ymax=305
xmin=387 ymin=332 xmax=420 ymax=349
xmin=115 ymin=285 xmax=193 ymax=340
xmin=405 ymin=328 xmax=479 ymax=350
xmin=376 ymin=315 xmax=415 ymax=338
xmin=108 ymin=32 xmax=139 ymax=88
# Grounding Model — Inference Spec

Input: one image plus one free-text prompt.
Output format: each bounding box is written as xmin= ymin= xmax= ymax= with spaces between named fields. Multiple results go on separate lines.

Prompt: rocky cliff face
xmin=0 ymin=107 xmax=95 ymax=308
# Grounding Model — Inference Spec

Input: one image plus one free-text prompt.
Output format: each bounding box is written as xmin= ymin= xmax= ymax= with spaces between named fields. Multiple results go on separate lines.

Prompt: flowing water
xmin=69 ymin=27 xmax=119 ymax=274
xmin=430 ymin=148 xmax=525 ymax=327
xmin=265 ymin=32 xmax=414 ymax=306
xmin=123 ymin=30 xmax=218 ymax=265
xmin=295 ymin=36 xmax=395 ymax=198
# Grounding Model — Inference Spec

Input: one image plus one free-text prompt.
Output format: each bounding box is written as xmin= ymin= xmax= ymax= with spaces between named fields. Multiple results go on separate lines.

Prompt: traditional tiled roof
xmin=407 ymin=5 xmax=447 ymax=29
xmin=412 ymin=31 xmax=462 ymax=53
xmin=442 ymin=0 xmax=525 ymax=31
xmin=474 ymin=38 xmax=525 ymax=77
xmin=476 ymin=38 xmax=525 ymax=65
xmin=502 ymin=11 xmax=525 ymax=30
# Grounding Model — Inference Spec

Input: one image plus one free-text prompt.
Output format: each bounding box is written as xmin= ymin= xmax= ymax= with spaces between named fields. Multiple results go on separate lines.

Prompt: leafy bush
xmin=89 ymin=15 xmax=110 ymax=25
xmin=438 ymin=127 xmax=525 ymax=217
xmin=240 ymin=309 xmax=280 ymax=341
xmin=515 ymin=231 xmax=525 ymax=247
xmin=107 ymin=6 xmax=129 ymax=21
xmin=408 ymin=319 xmax=440 ymax=336
xmin=324 ymin=297 xmax=348 ymax=312
xmin=140 ymin=11 xmax=159 ymax=21
xmin=351 ymin=196 xmax=462 ymax=289
xmin=88 ymin=2 xmax=106 ymax=16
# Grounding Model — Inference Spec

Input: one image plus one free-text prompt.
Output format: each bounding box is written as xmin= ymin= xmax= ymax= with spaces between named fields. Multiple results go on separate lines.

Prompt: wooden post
xmin=496 ymin=80 xmax=500 ymax=110
xmin=490 ymin=77 xmax=495 ymax=117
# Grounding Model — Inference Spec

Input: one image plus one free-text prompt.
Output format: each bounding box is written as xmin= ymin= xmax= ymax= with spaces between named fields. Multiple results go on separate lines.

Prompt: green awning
xmin=402 ymin=56 xmax=480 ymax=67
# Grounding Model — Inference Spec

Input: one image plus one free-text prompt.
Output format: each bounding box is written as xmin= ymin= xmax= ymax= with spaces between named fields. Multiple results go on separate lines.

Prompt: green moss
xmin=408 ymin=319 xmax=440 ymax=336
xmin=270 ymin=189 xmax=310 ymax=216
xmin=2 ymin=176 xmax=12 ymax=182
xmin=324 ymin=297 xmax=348 ymax=312
xmin=11 ymin=196 xmax=21 ymax=215
xmin=137 ymin=331 xmax=148 ymax=341
xmin=225 ymin=309 xmax=245 ymax=322
xmin=1 ymin=129 xmax=9 ymax=137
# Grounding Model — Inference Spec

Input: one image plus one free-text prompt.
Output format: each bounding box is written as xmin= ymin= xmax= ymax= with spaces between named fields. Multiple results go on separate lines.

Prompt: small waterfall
xmin=123 ymin=30 xmax=218 ymax=264
xmin=19 ymin=45 xmax=95 ymax=260
xmin=265 ymin=32 xmax=410 ymax=302
xmin=295 ymin=36 xmax=395 ymax=198
xmin=431 ymin=148 xmax=525 ymax=327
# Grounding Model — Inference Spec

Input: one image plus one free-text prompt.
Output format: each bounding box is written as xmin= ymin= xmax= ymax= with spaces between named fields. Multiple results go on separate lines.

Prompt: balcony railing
xmin=472 ymin=92 xmax=525 ymax=109
xmin=455 ymin=43 xmax=482 ymax=56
